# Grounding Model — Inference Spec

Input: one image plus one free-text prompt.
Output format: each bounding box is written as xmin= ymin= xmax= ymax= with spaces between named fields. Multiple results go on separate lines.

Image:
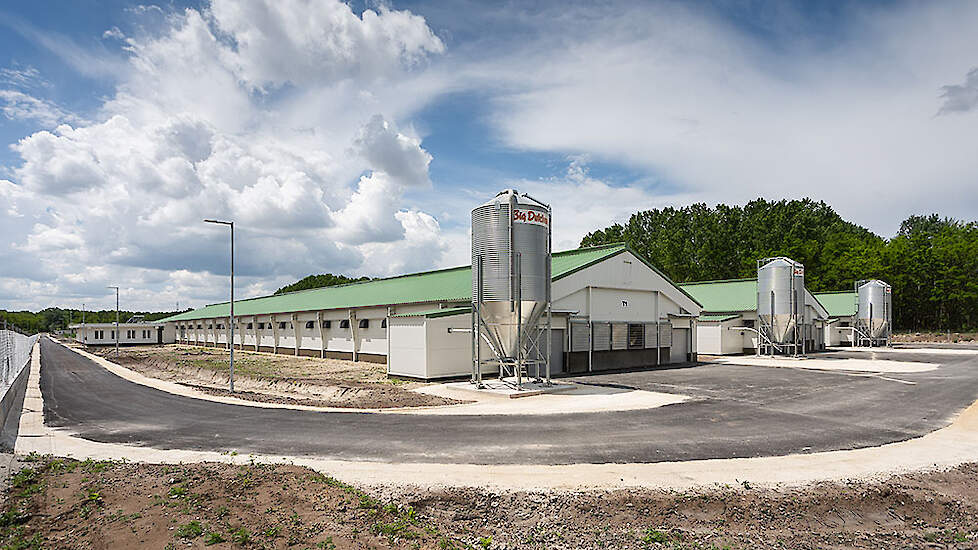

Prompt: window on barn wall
xmin=381 ymin=319 xmax=387 ymax=329
xmin=627 ymin=324 xmax=644 ymax=349
xmin=247 ymin=323 xmax=253 ymax=329
xmin=359 ymin=319 xmax=369 ymax=329
xmin=340 ymin=320 xmax=350 ymax=329
xmin=305 ymin=321 xmax=314 ymax=329
xmin=322 ymin=320 xmax=331 ymax=328
xmin=278 ymin=322 xmax=287 ymax=329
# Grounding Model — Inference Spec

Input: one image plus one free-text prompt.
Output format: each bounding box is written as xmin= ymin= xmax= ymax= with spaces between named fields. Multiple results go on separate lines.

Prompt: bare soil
xmin=82 ymin=344 xmax=462 ymax=410
xmin=893 ymin=332 xmax=978 ymax=344
xmin=7 ymin=456 xmax=978 ymax=549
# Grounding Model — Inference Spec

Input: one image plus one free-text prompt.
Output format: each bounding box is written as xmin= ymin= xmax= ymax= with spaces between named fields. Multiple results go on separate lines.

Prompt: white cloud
xmin=0 ymin=90 xmax=79 ymax=126
xmin=1 ymin=0 xmax=452 ymax=311
xmin=475 ymin=1 xmax=978 ymax=236
xmin=355 ymin=114 xmax=432 ymax=188
xmin=208 ymin=0 xmax=444 ymax=90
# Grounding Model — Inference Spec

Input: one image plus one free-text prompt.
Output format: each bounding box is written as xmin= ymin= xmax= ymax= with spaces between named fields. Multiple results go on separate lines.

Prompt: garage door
xmin=671 ymin=328 xmax=689 ymax=363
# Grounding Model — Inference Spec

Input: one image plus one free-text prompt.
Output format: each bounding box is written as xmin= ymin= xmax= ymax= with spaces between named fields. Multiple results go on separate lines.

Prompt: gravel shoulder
xmin=80 ymin=343 xmax=461 ymax=409
xmin=5 ymin=455 xmax=978 ymax=549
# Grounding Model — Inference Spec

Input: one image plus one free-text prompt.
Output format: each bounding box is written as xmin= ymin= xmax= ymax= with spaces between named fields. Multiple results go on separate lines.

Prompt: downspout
xmin=272 ymin=314 xmax=279 ymax=354
xmin=350 ymin=310 xmax=358 ymax=362
xmin=292 ymin=313 xmax=299 ymax=356
xmin=253 ymin=315 xmax=259 ymax=352
xmin=587 ymin=285 xmax=593 ymax=373
xmin=655 ymin=290 xmax=660 ymax=366
xmin=317 ymin=311 xmax=325 ymax=358
xmin=386 ymin=306 xmax=392 ymax=373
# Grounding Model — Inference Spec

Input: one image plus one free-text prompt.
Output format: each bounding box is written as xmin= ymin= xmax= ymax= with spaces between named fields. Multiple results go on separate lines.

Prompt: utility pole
xmin=107 ymin=286 xmax=120 ymax=357
xmin=204 ymin=218 xmax=235 ymax=393
xmin=81 ymin=303 xmax=85 ymax=344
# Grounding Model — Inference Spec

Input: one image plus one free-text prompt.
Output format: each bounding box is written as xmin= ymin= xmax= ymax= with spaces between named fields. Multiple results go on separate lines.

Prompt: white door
xmin=671 ymin=328 xmax=689 ymax=363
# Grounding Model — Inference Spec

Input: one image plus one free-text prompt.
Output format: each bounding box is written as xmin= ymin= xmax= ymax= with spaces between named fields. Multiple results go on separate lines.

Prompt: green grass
xmin=176 ymin=520 xmax=205 ymax=539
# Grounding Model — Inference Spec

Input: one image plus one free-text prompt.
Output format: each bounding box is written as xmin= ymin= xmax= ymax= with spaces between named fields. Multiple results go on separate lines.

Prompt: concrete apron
xmin=61 ymin=342 xmax=687 ymax=417
xmin=17 ymin=342 xmax=978 ymax=492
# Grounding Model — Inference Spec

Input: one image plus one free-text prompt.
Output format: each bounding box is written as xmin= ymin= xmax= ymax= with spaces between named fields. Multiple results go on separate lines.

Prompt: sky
xmin=1 ymin=0 xmax=976 ymax=313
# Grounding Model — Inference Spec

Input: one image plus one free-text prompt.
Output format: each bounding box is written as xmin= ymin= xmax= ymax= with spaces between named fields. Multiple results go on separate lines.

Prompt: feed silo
xmin=471 ymin=189 xmax=552 ymax=389
xmin=757 ymin=257 xmax=806 ymax=355
xmin=855 ymin=279 xmax=892 ymax=346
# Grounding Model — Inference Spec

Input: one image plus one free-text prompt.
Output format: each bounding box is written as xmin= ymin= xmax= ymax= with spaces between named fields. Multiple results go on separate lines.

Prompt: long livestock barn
xmin=161 ymin=243 xmax=703 ymax=380
xmin=679 ymin=277 xmax=830 ymax=355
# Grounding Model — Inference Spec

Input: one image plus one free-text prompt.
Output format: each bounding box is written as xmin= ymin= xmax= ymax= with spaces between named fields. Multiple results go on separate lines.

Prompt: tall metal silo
xmin=471 ymin=189 xmax=552 ymax=389
xmin=757 ymin=257 xmax=806 ymax=355
xmin=855 ymin=279 xmax=892 ymax=346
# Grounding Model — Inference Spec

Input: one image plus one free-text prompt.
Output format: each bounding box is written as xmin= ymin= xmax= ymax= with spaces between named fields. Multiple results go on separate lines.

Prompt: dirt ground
xmin=893 ymin=332 xmax=978 ymax=344
xmin=5 ymin=456 xmax=978 ymax=549
xmin=81 ymin=344 xmax=461 ymax=409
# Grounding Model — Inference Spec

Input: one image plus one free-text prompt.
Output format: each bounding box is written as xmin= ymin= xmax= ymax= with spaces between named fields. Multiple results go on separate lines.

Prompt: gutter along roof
xmin=163 ymin=244 xmax=631 ymax=323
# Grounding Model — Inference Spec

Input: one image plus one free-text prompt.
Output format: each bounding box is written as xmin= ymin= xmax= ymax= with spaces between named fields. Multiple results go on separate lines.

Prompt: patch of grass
xmin=168 ymin=485 xmax=188 ymax=498
xmin=230 ymin=527 xmax=251 ymax=544
xmin=176 ymin=520 xmax=205 ymax=539
xmin=642 ymin=528 xmax=669 ymax=545
xmin=204 ymin=531 xmax=226 ymax=545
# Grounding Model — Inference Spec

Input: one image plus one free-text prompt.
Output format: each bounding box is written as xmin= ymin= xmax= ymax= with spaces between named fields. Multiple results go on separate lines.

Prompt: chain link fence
xmin=1 ymin=323 xmax=39 ymax=393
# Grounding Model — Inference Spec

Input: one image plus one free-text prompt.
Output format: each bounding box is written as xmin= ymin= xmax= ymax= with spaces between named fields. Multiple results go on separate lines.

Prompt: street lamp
xmin=106 ymin=286 xmax=119 ymax=357
xmin=204 ymin=218 xmax=235 ymax=393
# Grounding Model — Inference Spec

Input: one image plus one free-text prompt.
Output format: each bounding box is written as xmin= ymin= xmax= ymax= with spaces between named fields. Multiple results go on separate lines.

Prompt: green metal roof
xmin=698 ymin=314 xmax=742 ymax=322
xmin=162 ymin=244 xmax=628 ymax=322
xmin=679 ymin=278 xmax=758 ymax=313
xmin=390 ymin=306 xmax=471 ymax=319
xmin=813 ymin=291 xmax=857 ymax=318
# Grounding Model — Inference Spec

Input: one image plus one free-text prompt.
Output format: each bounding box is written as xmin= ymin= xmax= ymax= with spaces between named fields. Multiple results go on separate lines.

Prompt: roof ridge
xmin=679 ymin=277 xmax=757 ymax=286
xmin=813 ymin=290 xmax=856 ymax=295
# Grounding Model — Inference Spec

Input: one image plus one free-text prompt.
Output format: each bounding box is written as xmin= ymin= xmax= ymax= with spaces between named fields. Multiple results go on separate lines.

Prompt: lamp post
xmin=106 ymin=286 xmax=119 ymax=357
xmin=204 ymin=218 xmax=235 ymax=393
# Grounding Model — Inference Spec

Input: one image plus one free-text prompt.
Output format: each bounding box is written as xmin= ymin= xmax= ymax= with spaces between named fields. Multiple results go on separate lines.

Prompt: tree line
xmin=581 ymin=199 xmax=978 ymax=331
xmin=273 ymin=273 xmax=370 ymax=295
xmin=0 ymin=308 xmax=187 ymax=335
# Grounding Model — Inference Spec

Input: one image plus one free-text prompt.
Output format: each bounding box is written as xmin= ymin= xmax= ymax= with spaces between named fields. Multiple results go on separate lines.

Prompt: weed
xmin=204 ymin=531 xmax=226 ymax=545
xmin=478 ymin=535 xmax=493 ymax=548
xmin=263 ymin=526 xmax=280 ymax=538
xmin=176 ymin=520 xmax=204 ymax=539
xmin=230 ymin=527 xmax=251 ymax=544
xmin=317 ymin=538 xmax=337 ymax=549
xmin=642 ymin=528 xmax=669 ymax=545
xmin=168 ymin=485 xmax=188 ymax=498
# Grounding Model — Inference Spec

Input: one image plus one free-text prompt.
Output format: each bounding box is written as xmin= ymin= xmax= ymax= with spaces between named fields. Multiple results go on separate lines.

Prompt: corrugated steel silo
xmin=757 ymin=257 xmax=805 ymax=348
xmin=856 ymin=279 xmax=892 ymax=342
xmin=471 ymin=189 xmax=550 ymax=359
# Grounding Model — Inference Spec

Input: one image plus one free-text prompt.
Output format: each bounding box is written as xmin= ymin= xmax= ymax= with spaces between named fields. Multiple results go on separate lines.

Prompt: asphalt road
xmin=39 ymin=337 xmax=978 ymax=465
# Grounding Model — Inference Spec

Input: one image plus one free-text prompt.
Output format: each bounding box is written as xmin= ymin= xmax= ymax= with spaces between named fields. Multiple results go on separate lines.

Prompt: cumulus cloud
xmin=209 ymin=0 xmax=445 ymax=89
xmin=938 ymin=67 xmax=978 ymax=114
xmin=1 ymin=0 xmax=451 ymax=311
xmin=355 ymin=114 xmax=432 ymax=188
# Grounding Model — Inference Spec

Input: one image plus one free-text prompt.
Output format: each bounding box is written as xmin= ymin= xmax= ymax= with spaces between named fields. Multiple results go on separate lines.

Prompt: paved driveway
xmin=39 ymin=338 xmax=978 ymax=465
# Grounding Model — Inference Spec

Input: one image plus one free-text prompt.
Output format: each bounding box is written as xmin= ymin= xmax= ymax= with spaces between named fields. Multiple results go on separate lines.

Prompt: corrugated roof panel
xmin=679 ymin=279 xmax=758 ymax=313
xmin=163 ymin=244 xmax=626 ymax=322
xmin=813 ymin=291 xmax=857 ymax=318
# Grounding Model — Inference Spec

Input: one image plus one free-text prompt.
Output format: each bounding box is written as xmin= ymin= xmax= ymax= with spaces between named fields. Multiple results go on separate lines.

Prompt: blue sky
xmin=0 ymin=0 xmax=976 ymax=311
